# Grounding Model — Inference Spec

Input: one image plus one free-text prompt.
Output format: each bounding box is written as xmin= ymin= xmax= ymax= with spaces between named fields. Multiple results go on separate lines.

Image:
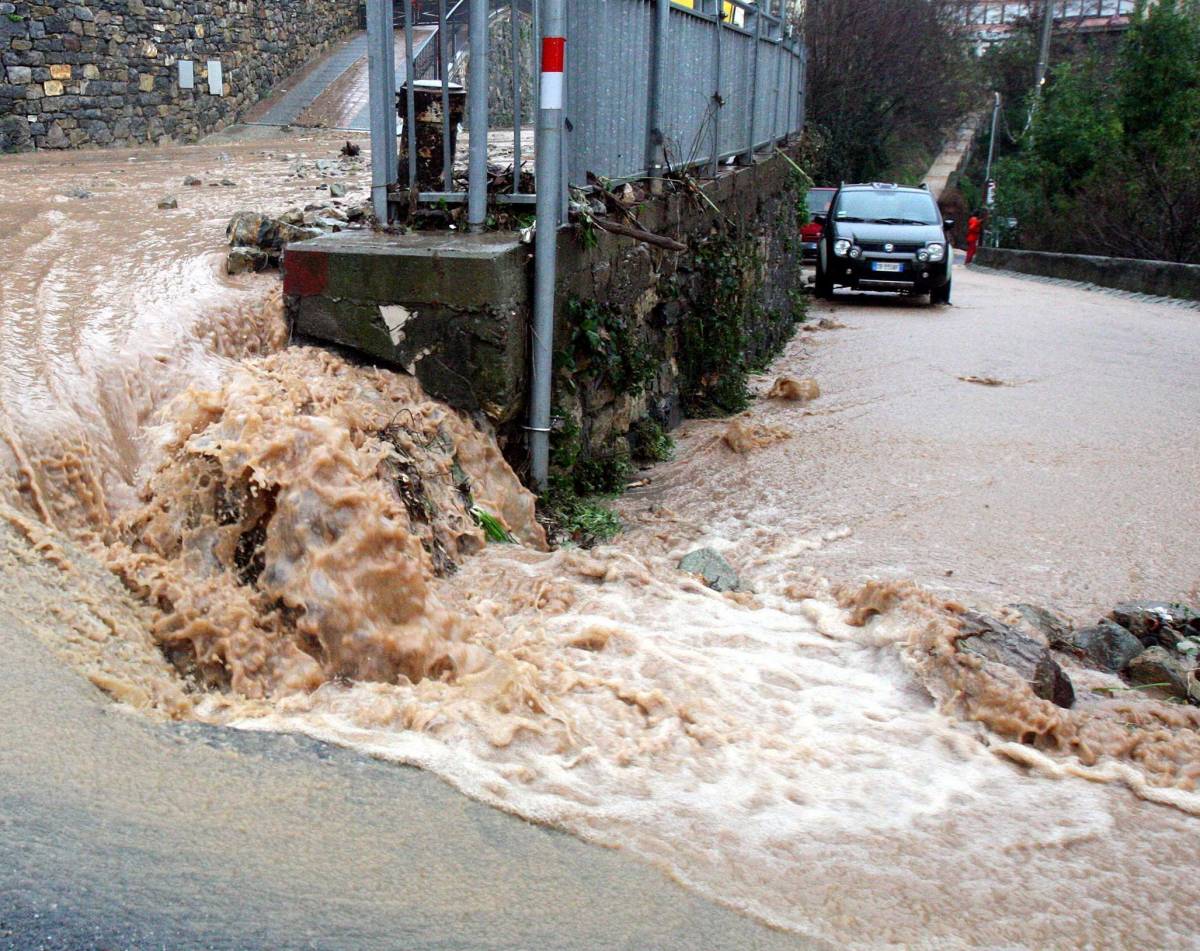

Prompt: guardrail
xmin=974 ymin=247 xmax=1200 ymax=302
xmin=366 ymin=0 xmax=806 ymax=224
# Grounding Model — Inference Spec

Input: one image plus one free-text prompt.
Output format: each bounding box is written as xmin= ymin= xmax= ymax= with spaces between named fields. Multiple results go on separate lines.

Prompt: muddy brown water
xmin=1 ymin=136 xmax=1199 ymax=948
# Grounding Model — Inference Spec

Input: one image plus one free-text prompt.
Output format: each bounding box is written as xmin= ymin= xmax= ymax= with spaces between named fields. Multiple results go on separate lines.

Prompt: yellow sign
xmin=673 ymin=0 xmax=743 ymax=23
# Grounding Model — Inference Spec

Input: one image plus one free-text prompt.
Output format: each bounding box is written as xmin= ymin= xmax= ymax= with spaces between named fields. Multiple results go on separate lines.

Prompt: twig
xmin=591 ymin=217 xmax=688 ymax=252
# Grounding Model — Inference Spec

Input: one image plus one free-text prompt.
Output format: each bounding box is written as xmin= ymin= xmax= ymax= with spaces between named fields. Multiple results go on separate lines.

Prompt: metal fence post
xmin=511 ymin=0 xmax=522 ymax=195
xmin=530 ymin=0 xmax=565 ymax=489
xmin=741 ymin=4 xmax=761 ymax=164
xmin=438 ymin=0 xmax=453 ymax=188
xmin=710 ymin=0 xmax=723 ymax=178
xmin=403 ymin=0 xmax=418 ymax=189
xmin=647 ymin=0 xmax=670 ymax=193
xmin=468 ymin=0 xmax=489 ymax=231
xmin=367 ymin=0 xmax=396 ymax=223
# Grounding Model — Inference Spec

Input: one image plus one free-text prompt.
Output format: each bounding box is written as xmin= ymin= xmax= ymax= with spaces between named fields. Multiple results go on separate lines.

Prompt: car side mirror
xmin=812 ymin=213 xmax=827 ymax=225
xmin=942 ymin=218 xmax=956 ymax=230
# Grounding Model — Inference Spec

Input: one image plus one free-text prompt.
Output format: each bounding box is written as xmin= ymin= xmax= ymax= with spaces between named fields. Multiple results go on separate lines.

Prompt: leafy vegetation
xmin=987 ymin=0 xmax=1200 ymax=263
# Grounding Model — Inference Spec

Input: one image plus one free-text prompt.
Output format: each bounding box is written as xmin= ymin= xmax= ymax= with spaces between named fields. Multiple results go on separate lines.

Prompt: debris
xmin=679 ymin=547 xmax=741 ymax=593
xmin=958 ymin=612 xmax=1075 ymax=708
xmin=183 ymin=175 xmax=202 ymax=186
xmin=341 ymin=141 xmax=361 ymax=157
xmin=1109 ymin=601 xmax=1199 ymax=648
xmin=766 ymin=376 xmax=820 ymax=402
xmin=157 ymin=196 xmax=178 ymax=209
xmin=63 ymin=187 xmax=93 ymax=199
xmin=329 ymin=182 xmax=347 ymax=198
xmin=958 ymin=375 xmax=1009 ymax=387
xmin=220 ymin=179 xmax=237 ymax=187
xmin=722 ymin=418 xmax=791 ymax=454
xmin=815 ymin=317 xmax=845 ymax=330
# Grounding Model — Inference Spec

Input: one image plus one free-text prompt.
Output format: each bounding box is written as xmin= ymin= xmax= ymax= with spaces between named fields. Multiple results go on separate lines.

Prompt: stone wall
xmin=0 ymin=0 xmax=359 ymax=150
xmin=283 ymin=145 xmax=809 ymax=484
xmin=975 ymin=246 xmax=1200 ymax=303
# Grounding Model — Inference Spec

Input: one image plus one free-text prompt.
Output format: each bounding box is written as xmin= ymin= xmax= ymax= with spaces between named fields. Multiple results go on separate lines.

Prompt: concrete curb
xmin=975 ymin=246 xmax=1200 ymax=304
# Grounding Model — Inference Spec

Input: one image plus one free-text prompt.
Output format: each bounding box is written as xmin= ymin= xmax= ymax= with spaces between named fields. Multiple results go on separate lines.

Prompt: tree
xmin=801 ymin=0 xmax=974 ymax=184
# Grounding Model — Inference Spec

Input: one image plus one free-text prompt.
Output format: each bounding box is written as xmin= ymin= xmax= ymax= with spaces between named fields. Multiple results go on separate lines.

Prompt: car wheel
xmin=930 ymin=279 xmax=951 ymax=305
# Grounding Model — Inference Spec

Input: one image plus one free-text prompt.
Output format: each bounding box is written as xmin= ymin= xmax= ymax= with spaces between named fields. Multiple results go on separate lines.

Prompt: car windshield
xmin=806 ymin=190 xmax=834 ymax=214
xmin=833 ymin=190 xmax=939 ymax=225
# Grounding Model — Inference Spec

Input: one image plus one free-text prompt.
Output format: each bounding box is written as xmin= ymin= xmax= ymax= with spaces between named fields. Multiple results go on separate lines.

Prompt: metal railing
xmin=367 ymin=0 xmax=806 ymax=224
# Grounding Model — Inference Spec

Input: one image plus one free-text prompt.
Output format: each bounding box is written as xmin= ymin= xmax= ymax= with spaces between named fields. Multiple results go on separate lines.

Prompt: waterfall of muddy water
xmin=0 ymin=135 xmax=366 ymax=530
xmin=3 ymin=138 xmax=1200 ymax=947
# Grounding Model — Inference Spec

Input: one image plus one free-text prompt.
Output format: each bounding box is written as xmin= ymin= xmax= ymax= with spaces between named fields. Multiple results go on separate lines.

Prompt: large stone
xmin=225 ymin=246 xmax=269 ymax=275
xmin=678 ymin=548 xmax=740 ymax=593
xmin=0 ymin=115 xmax=32 ymax=153
xmin=1007 ymin=602 xmax=1072 ymax=650
xmin=958 ymin=612 xmax=1075 ymax=708
xmin=6 ymin=65 xmax=31 ymax=84
xmin=1109 ymin=601 xmax=1199 ymax=649
xmin=1070 ymin=620 xmax=1144 ymax=673
xmin=1125 ymin=647 xmax=1189 ymax=700
xmin=48 ymin=63 xmax=70 ymax=79
xmin=42 ymin=79 xmax=63 ymax=96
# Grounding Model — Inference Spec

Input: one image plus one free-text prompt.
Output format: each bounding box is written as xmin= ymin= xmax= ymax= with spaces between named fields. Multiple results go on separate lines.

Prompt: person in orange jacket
xmin=965 ymin=213 xmax=983 ymax=265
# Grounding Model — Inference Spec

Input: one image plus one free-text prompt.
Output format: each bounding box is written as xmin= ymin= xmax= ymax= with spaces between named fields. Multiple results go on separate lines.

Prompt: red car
xmin=801 ymin=187 xmax=836 ymax=260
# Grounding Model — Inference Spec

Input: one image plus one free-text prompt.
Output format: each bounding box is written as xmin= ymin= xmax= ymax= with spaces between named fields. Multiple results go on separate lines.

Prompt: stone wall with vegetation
xmin=546 ymin=147 xmax=808 ymax=500
xmin=0 ymin=0 xmax=358 ymax=150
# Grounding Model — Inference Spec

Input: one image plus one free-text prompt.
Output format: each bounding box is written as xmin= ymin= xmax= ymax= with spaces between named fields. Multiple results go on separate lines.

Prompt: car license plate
xmin=872 ymin=261 xmax=903 ymax=272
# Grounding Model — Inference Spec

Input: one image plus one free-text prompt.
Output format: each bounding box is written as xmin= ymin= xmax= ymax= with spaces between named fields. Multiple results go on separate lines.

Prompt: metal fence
xmin=366 ymin=0 xmax=806 ymax=225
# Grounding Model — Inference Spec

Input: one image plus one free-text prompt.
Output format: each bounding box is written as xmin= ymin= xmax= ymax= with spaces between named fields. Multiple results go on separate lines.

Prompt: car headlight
xmin=833 ymin=238 xmax=852 ymax=257
xmin=926 ymin=242 xmax=945 ymax=262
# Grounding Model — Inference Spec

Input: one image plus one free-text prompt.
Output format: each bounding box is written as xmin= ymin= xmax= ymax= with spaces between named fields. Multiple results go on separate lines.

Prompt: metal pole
xmin=742 ymin=5 xmax=761 ymax=164
xmin=403 ymin=0 xmax=418 ymax=188
xmin=438 ymin=0 xmax=453 ymax=188
xmin=530 ymin=0 xmax=564 ymax=489
xmin=511 ymin=0 xmax=522 ymax=194
xmin=385 ymin=7 xmax=398 ymax=183
xmin=710 ymin=0 xmax=723 ymax=177
xmin=983 ymin=91 xmax=1000 ymax=190
xmin=468 ymin=0 xmax=488 ymax=231
xmin=1034 ymin=0 xmax=1054 ymax=93
xmin=647 ymin=0 xmax=670 ymax=193
xmin=367 ymin=0 xmax=394 ymax=223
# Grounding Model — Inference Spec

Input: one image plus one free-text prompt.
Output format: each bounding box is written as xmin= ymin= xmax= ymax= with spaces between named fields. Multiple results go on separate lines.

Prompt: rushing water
xmin=2 ymin=134 xmax=1199 ymax=948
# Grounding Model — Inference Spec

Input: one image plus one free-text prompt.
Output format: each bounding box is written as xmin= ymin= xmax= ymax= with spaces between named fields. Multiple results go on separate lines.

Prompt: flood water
xmin=1 ymin=134 xmax=1198 ymax=948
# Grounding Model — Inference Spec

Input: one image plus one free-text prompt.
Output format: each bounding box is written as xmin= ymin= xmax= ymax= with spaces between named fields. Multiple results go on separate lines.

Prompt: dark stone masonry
xmin=0 ymin=0 xmax=358 ymax=150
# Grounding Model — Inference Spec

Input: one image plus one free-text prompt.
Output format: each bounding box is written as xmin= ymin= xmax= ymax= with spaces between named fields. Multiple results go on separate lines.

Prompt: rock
xmin=1007 ymin=603 xmax=1072 ymax=650
xmin=157 ymin=196 xmax=178 ymax=209
xmin=183 ymin=175 xmax=202 ymax=186
xmin=679 ymin=548 xmax=740 ymax=593
xmin=226 ymin=211 xmax=320 ymax=253
xmin=346 ymin=204 xmax=368 ymax=223
xmin=0 ymin=115 xmax=32 ymax=153
xmin=63 ymin=187 xmax=92 ymax=199
xmin=958 ymin=612 xmax=1075 ymax=708
xmin=766 ymin=376 xmax=820 ymax=402
xmin=220 ymin=179 xmax=237 ymax=187
xmin=722 ymin=418 xmax=791 ymax=454
xmin=1070 ymin=620 xmax=1144 ymax=673
xmin=278 ymin=208 xmax=305 ymax=226
xmin=225 ymin=246 xmax=269 ymax=275
xmin=42 ymin=122 xmax=69 ymax=149
xmin=329 ymin=181 xmax=347 ymax=198
xmin=1125 ymin=647 xmax=1189 ymax=699
xmin=1109 ymin=601 xmax=1199 ymax=649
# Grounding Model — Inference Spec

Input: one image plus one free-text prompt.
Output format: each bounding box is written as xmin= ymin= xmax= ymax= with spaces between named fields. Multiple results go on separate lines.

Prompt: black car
xmin=813 ymin=182 xmax=954 ymax=305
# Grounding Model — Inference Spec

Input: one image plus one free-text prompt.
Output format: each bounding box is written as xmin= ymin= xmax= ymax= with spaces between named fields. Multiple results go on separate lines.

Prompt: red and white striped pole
xmin=529 ymin=2 xmax=566 ymax=489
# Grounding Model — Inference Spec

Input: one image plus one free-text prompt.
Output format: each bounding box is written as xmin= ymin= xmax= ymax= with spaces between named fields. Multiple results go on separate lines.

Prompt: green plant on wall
xmin=563 ymin=297 xmax=656 ymax=397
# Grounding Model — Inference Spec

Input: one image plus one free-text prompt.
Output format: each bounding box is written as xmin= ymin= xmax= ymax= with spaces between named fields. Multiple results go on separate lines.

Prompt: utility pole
xmin=983 ymin=91 xmax=1001 ymax=248
xmin=1034 ymin=0 xmax=1054 ymax=95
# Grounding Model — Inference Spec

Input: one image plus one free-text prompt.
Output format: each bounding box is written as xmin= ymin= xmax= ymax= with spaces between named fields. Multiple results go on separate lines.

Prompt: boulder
xmin=958 ymin=612 xmax=1075 ymax=708
xmin=225 ymin=246 xmax=269 ymax=275
xmin=1109 ymin=601 xmax=1199 ymax=649
xmin=1070 ymin=620 xmax=1144 ymax=673
xmin=0 ymin=115 xmax=32 ymax=153
xmin=329 ymin=181 xmax=347 ymax=198
xmin=678 ymin=548 xmax=740 ymax=593
xmin=183 ymin=175 xmax=202 ymax=186
xmin=157 ymin=195 xmax=178 ymax=209
xmin=225 ymin=211 xmax=320 ymax=253
xmin=1125 ymin=647 xmax=1189 ymax=700
xmin=1007 ymin=603 xmax=1072 ymax=650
